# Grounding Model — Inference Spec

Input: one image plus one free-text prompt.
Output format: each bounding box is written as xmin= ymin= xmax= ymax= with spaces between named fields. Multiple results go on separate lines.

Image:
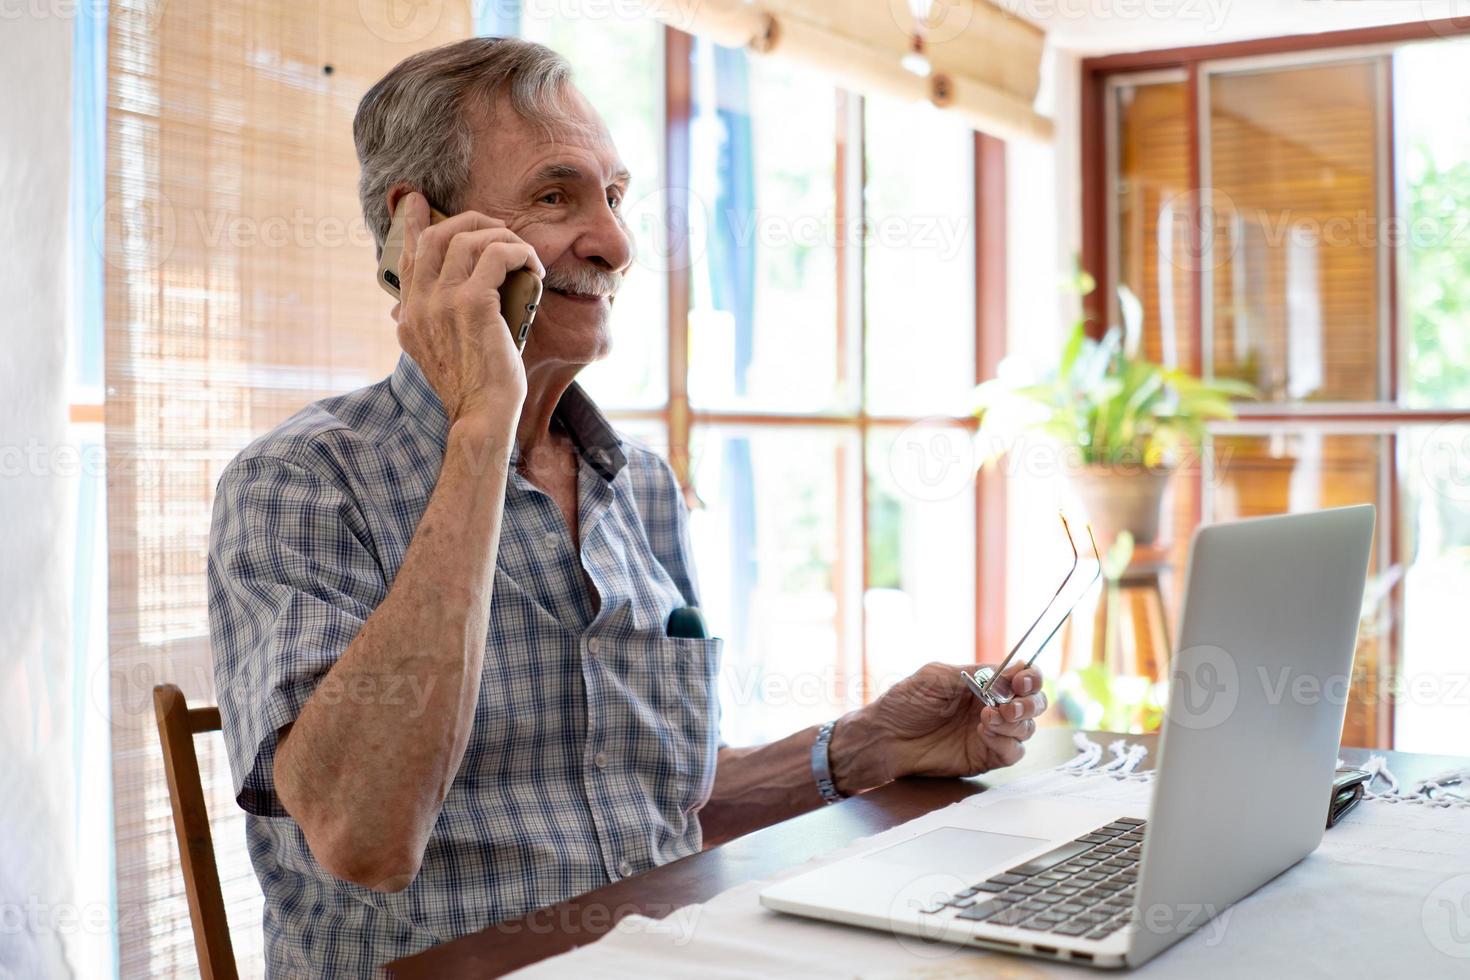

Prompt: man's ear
xmin=384 ymin=182 xmax=415 ymax=220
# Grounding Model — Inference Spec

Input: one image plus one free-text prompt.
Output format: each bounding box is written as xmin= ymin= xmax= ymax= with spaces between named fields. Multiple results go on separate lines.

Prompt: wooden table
xmin=386 ymin=727 xmax=1467 ymax=978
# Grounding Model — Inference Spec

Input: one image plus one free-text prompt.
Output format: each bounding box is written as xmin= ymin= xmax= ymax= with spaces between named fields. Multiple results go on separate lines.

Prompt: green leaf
xmin=1058 ymin=322 xmax=1087 ymax=380
xmin=1076 ymin=664 xmax=1115 ymax=710
xmin=1172 ymin=394 xmax=1236 ymax=420
xmin=1103 ymin=531 xmax=1135 ymax=579
xmin=1117 ymin=284 xmax=1144 ymax=359
xmin=1117 ymin=370 xmax=1165 ymax=447
xmin=1034 ymin=419 xmax=1079 ymax=448
xmin=1165 ymin=370 xmax=1259 ymax=401
xmin=1202 ymin=377 xmax=1261 ymax=399
xmin=1012 ymin=382 xmax=1065 ymax=403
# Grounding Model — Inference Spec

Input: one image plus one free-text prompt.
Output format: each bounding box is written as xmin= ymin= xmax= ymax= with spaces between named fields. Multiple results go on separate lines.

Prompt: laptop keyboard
xmin=922 ymin=817 xmax=1146 ymax=941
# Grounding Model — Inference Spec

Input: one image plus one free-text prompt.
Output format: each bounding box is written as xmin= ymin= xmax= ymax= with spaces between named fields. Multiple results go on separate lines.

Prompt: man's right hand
xmin=275 ymin=190 xmax=540 ymax=889
xmin=393 ymin=191 xmax=545 ymax=426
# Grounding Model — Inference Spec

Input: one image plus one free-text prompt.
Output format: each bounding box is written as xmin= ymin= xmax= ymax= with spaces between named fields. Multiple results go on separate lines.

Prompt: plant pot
xmin=1215 ymin=438 xmax=1300 ymax=517
xmin=1067 ymin=465 xmax=1173 ymax=549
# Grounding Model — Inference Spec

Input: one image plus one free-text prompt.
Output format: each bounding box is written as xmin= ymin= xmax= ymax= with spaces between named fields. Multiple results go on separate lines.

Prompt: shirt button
xmin=587 ymin=638 xmax=600 ymax=656
xmin=543 ymin=531 xmax=560 ymax=550
xmin=594 ymin=752 xmax=608 ymax=769
xmin=618 ymin=860 xmax=633 ymax=878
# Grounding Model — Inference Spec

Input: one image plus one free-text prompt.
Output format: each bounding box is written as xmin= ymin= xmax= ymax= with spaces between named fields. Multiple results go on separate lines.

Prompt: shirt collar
xmin=390 ymin=353 xmax=450 ymax=448
xmin=389 ymin=353 xmax=627 ymax=483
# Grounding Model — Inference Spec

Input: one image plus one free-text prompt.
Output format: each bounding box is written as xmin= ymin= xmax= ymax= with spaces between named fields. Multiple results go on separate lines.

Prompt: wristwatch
xmin=812 ymin=720 xmax=846 ymax=805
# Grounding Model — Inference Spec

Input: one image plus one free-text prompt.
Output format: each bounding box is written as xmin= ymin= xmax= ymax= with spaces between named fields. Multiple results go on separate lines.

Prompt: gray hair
xmin=354 ymin=37 xmax=574 ymax=253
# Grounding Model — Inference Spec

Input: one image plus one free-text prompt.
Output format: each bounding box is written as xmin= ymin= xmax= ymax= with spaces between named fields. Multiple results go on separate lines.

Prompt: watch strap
xmin=812 ymin=720 xmax=846 ymax=805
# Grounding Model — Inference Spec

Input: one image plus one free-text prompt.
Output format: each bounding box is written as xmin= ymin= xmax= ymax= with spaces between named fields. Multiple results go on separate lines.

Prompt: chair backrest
xmin=153 ymin=683 xmax=240 ymax=980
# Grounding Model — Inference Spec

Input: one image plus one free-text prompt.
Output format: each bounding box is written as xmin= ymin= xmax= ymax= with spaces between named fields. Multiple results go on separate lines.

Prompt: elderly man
xmin=208 ymin=36 xmax=1046 ymax=976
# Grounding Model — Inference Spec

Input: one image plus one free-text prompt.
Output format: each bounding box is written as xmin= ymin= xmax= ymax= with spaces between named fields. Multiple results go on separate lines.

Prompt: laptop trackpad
xmin=865 ymin=827 xmax=1049 ymax=877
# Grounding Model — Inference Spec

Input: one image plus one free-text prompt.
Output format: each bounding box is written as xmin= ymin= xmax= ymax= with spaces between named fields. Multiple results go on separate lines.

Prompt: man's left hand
xmin=828 ymin=661 xmax=1047 ymax=796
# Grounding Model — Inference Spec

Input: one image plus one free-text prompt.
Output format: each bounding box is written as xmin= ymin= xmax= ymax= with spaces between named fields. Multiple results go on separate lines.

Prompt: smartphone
xmin=376 ymin=203 xmax=543 ymax=353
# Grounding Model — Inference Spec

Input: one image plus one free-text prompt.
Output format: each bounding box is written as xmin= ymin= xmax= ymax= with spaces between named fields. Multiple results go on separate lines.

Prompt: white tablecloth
xmin=512 ymin=763 xmax=1470 ymax=979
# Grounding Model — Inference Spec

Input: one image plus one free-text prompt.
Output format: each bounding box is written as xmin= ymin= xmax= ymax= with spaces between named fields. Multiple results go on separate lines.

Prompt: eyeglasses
xmin=961 ymin=513 xmax=1101 ymax=708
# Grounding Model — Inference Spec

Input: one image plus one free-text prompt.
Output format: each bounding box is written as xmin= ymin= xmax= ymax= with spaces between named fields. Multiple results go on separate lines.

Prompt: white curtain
xmin=0 ymin=12 xmax=80 ymax=980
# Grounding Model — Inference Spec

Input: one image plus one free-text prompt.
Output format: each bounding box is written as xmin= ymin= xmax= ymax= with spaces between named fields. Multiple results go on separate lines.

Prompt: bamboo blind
xmin=1109 ymin=61 xmax=1389 ymax=745
xmin=637 ymin=0 xmax=1052 ymax=142
xmin=103 ymin=0 xmax=470 ymax=974
xmin=1114 ymin=79 xmax=1197 ymax=636
xmin=1204 ymin=61 xmax=1388 ymax=741
xmin=1208 ymin=60 xmax=1384 ymax=402
xmin=1117 ymin=80 xmax=1194 ymax=372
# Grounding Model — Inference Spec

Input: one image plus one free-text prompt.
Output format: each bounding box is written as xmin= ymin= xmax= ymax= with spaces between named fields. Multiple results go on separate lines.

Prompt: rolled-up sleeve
xmin=207 ymin=452 xmax=384 ymax=817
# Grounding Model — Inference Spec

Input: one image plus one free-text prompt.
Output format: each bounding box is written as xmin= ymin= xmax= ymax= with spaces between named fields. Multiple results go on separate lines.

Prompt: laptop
xmin=760 ymin=505 xmax=1376 ymax=969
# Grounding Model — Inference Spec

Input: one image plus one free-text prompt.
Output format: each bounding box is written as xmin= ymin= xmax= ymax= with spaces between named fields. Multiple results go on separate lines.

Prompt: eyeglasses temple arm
xmin=982 ymin=514 xmax=1081 ymax=693
xmin=1023 ymin=526 xmax=1103 ymax=668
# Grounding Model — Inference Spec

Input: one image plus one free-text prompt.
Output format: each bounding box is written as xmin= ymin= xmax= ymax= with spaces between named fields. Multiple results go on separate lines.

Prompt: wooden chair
xmin=153 ymin=683 xmax=240 ymax=980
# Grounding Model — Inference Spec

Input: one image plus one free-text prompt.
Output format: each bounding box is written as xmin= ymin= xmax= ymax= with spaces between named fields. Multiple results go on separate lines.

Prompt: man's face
xmin=460 ymin=87 xmax=633 ymax=368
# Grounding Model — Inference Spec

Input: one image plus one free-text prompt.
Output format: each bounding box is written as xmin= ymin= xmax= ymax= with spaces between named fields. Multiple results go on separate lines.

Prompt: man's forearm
xmin=274 ymin=410 xmax=517 ymax=891
xmin=702 ymin=663 xmax=1050 ymax=846
xmin=699 ymin=713 xmax=893 ymax=847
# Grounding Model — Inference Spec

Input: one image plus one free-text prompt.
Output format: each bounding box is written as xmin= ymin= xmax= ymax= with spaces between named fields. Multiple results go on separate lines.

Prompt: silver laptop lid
xmin=1129 ymin=504 xmax=1375 ymax=967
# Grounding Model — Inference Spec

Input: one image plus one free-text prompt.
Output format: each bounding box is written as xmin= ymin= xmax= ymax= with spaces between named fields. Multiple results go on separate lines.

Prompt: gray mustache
xmin=543 ymin=264 xmax=621 ymax=298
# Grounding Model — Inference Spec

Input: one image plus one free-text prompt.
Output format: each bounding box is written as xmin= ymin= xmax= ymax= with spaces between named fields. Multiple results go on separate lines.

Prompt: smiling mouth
xmin=547 ymin=287 xmax=611 ymax=304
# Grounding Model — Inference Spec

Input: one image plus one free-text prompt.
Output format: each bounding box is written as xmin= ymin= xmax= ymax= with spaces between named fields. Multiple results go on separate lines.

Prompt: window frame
xmin=595 ymin=27 xmax=1008 ymax=696
xmin=1080 ymin=17 xmax=1470 ymax=748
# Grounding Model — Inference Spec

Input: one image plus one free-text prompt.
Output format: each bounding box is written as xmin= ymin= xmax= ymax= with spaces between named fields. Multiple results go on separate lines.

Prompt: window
xmin=864 ymin=96 xmax=977 ymax=417
xmin=500 ymin=24 xmax=990 ymax=744
xmin=517 ymin=10 xmax=668 ymax=413
xmin=1090 ymin=33 xmax=1470 ymax=750
xmin=691 ymin=425 xmax=862 ymax=743
xmin=1111 ymin=76 xmax=1190 ymax=371
xmin=543 ymin=31 xmax=986 ymax=746
xmin=1399 ymin=42 xmax=1470 ymax=408
xmin=67 ymin=7 xmax=114 ymax=977
xmin=1206 ymin=59 xmax=1385 ymax=403
xmin=690 ymin=47 xmax=982 ymax=744
xmin=688 ymin=54 xmax=844 ymax=414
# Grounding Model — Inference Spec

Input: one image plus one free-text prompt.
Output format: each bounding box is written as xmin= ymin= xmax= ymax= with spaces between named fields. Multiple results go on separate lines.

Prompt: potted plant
xmin=974 ymin=275 xmax=1257 ymax=549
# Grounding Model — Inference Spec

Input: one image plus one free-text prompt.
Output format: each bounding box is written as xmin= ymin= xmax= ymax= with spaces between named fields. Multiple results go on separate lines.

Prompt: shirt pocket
xmin=657 ymin=635 xmax=722 ymax=816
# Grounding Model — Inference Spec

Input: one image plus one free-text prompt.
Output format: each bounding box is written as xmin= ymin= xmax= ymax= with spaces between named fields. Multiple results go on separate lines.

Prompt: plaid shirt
xmin=208 ymin=354 xmax=721 ymax=977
